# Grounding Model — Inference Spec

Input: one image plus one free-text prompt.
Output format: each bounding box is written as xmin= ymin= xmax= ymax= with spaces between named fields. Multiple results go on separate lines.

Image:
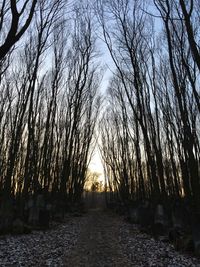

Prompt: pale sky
xmin=87 ymin=38 xmax=113 ymax=181
xmin=89 ymin=146 xmax=105 ymax=182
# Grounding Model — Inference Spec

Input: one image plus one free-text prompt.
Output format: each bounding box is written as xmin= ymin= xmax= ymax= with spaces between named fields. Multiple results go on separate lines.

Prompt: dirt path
xmin=65 ymin=208 xmax=133 ymax=267
xmin=0 ymin=204 xmax=199 ymax=266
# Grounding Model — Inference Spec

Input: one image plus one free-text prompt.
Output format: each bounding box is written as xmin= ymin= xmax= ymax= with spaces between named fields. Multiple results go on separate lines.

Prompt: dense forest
xmin=99 ymin=0 xmax=200 ymax=212
xmin=0 ymin=0 xmax=102 ymax=231
xmin=0 ymin=0 xmax=199 ymax=242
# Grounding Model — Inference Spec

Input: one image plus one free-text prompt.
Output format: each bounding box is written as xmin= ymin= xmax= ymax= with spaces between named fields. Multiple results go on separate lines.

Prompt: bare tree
xmin=0 ymin=0 xmax=37 ymax=60
xmin=97 ymin=0 xmax=200 ymax=211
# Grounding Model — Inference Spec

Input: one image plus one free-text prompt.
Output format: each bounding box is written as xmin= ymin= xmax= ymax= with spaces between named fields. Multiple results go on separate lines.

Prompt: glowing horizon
xmin=89 ymin=148 xmax=104 ymax=183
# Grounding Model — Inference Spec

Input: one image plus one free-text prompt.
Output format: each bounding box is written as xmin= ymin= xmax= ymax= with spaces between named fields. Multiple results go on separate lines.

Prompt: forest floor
xmin=65 ymin=208 xmax=133 ymax=267
xmin=0 ymin=206 xmax=200 ymax=266
xmin=65 ymin=208 xmax=200 ymax=267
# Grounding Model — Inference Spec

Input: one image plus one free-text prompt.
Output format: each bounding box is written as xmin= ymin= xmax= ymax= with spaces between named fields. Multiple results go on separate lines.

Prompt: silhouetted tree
xmin=0 ymin=0 xmax=37 ymax=61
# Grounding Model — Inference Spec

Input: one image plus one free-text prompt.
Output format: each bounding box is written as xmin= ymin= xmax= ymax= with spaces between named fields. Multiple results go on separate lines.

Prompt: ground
xmin=0 ymin=204 xmax=200 ymax=266
xmin=65 ymin=208 xmax=133 ymax=267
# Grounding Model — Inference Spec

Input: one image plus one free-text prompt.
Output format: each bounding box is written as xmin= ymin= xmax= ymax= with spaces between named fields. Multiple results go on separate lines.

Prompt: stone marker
xmin=128 ymin=207 xmax=139 ymax=224
xmin=153 ymin=204 xmax=167 ymax=236
xmin=192 ymin=213 xmax=200 ymax=256
xmin=138 ymin=200 xmax=153 ymax=230
xmin=12 ymin=218 xmax=24 ymax=235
